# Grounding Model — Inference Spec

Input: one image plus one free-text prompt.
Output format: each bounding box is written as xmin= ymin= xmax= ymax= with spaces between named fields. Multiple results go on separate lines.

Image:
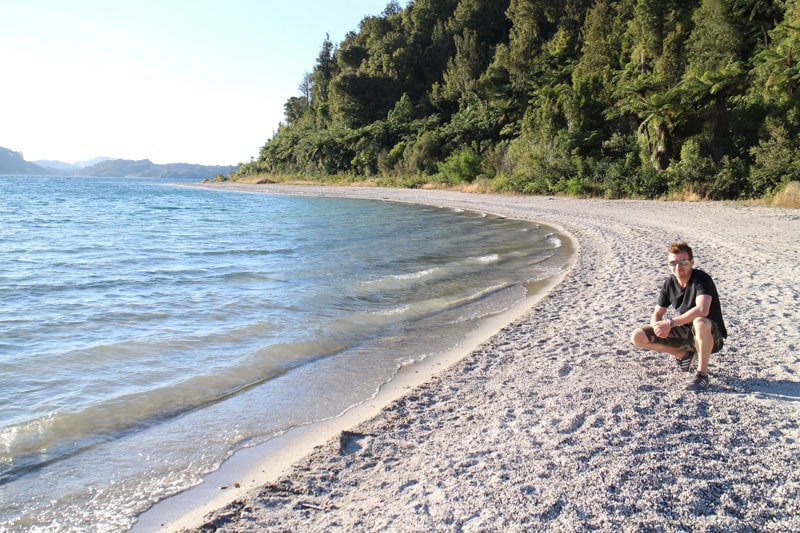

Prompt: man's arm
xmin=671 ymin=294 xmax=711 ymax=327
xmin=651 ymin=305 xmax=671 ymax=338
xmin=650 ymin=305 xmax=667 ymax=326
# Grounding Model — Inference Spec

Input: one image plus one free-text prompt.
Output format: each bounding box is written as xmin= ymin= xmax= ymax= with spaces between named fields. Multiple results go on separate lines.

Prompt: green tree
xmin=683 ymin=0 xmax=747 ymax=164
xmin=633 ymin=89 xmax=685 ymax=170
xmin=237 ymin=0 xmax=799 ymax=201
xmin=570 ymin=0 xmax=626 ymax=154
xmin=283 ymin=96 xmax=309 ymax=126
xmin=751 ymin=0 xmax=800 ymax=102
xmin=441 ymin=28 xmax=483 ymax=101
xmin=310 ymin=35 xmax=337 ymax=125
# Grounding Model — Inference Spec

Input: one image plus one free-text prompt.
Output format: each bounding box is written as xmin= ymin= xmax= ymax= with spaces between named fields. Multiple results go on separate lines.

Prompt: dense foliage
xmin=235 ymin=0 xmax=800 ymax=199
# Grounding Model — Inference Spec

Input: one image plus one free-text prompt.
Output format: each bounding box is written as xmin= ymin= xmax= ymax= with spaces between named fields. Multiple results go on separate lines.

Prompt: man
xmin=631 ymin=241 xmax=727 ymax=391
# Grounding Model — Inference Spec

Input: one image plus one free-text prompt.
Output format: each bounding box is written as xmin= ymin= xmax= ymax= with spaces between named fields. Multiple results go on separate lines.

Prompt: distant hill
xmin=82 ymin=159 xmax=237 ymax=180
xmin=32 ymin=160 xmax=79 ymax=172
xmin=75 ymin=156 xmax=114 ymax=168
xmin=32 ymin=157 xmax=114 ymax=171
xmin=1 ymin=146 xmax=237 ymax=180
xmin=0 ymin=147 xmax=49 ymax=175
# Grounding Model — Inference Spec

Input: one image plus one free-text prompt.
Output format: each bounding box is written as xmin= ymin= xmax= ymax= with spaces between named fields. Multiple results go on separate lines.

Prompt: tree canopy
xmin=234 ymin=0 xmax=800 ymax=199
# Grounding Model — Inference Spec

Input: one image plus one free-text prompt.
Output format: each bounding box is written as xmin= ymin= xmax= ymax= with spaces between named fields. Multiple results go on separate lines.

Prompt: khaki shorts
xmin=640 ymin=320 xmax=724 ymax=354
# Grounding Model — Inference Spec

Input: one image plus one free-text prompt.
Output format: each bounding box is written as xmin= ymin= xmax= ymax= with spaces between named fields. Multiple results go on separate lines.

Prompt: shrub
xmin=436 ymin=148 xmax=482 ymax=185
xmin=708 ymin=157 xmax=748 ymax=200
xmin=749 ymin=121 xmax=800 ymax=197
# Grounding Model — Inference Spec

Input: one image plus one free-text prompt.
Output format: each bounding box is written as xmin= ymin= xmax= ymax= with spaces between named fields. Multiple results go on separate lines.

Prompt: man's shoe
xmin=677 ymin=351 xmax=697 ymax=372
xmin=686 ymin=372 xmax=709 ymax=392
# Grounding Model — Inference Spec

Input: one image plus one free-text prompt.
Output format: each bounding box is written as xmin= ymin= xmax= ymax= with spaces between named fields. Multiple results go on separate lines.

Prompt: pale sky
xmin=0 ymin=1 xmax=407 ymax=166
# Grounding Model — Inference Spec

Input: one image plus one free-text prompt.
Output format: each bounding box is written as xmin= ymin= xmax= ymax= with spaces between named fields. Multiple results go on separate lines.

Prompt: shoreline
xmin=143 ymin=184 xmax=799 ymax=531
xmin=136 ymin=184 xmax=577 ymax=531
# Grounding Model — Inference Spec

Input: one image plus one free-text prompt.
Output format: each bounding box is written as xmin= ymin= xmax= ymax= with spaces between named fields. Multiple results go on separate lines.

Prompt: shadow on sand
xmin=749 ymin=379 xmax=800 ymax=402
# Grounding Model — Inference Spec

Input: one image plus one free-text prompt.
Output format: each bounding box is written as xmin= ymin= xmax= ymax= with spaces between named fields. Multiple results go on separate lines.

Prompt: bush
xmin=559 ymin=176 xmax=588 ymax=196
xmin=436 ymin=148 xmax=482 ymax=185
xmin=403 ymin=130 xmax=443 ymax=174
xmin=667 ymin=138 xmax=716 ymax=196
xmin=708 ymin=157 xmax=748 ymax=200
xmin=488 ymin=173 xmax=516 ymax=193
xmin=749 ymin=121 xmax=800 ymax=197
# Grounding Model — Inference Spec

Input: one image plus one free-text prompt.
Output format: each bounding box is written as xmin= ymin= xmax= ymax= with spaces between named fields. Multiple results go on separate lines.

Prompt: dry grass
xmin=227 ymin=174 xmax=275 ymax=184
xmin=221 ymin=174 xmax=800 ymax=208
xmin=770 ymin=181 xmax=800 ymax=208
xmin=663 ymin=190 xmax=705 ymax=202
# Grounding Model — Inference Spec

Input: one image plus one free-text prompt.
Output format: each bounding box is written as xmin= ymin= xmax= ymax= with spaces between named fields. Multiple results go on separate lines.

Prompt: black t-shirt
xmin=658 ymin=269 xmax=727 ymax=338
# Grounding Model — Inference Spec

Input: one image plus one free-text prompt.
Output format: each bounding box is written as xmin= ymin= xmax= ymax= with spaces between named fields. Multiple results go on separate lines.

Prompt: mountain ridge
xmin=1 ymin=147 xmax=236 ymax=180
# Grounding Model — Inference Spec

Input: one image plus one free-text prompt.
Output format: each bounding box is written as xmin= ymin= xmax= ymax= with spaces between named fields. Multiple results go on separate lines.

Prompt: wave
xmin=360 ymin=253 xmax=503 ymax=293
xmin=545 ymin=232 xmax=563 ymax=248
xmin=190 ymin=247 xmax=295 ymax=257
xmin=0 ymin=339 xmax=343 ymax=485
xmin=473 ymin=254 xmax=500 ymax=264
xmin=360 ymin=267 xmax=441 ymax=290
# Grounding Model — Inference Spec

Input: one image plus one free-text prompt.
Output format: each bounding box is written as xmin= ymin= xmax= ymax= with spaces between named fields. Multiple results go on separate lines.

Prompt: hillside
xmin=0 ymin=147 xmax=49 ymax=175
xmin=81 ymin=159 xmax=236 ymax=180
xmin=0 ymin=147 xmax=236 ymax=180
xmin=236 ymin=0 xmax=800 ymax=200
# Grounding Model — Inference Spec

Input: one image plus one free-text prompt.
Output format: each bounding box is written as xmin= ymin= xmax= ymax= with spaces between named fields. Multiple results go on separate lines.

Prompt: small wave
xmin=473 ymin=254 xmax=500 ymax=264
xmin=361 ymin=267 xmax=440 ymax=290
xmin=191 ymin=248 xmax=294 ymax=257
xmin=220 ymin=271 xmax=276 ymax=283
xmin=390 ymin=268 xmax=438 ymax=281
xmin=375 ymin=305 xmax=410 ymax=316
xmin=545 ymin=233 xmax=563 ymax=248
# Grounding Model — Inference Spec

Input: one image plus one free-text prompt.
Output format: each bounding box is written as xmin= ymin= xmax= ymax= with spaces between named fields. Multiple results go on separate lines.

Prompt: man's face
xmin=667 ymin=252 xmax=693 ymax=278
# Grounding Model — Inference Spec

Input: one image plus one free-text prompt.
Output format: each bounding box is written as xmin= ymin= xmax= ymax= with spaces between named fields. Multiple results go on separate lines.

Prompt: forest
xmin=231 ymin=0 xmax=800 ymax=200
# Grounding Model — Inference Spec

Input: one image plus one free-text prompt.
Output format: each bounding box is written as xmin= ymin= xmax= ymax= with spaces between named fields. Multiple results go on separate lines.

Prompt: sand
xmin=148 ymin=185 xmax=800 ymax=532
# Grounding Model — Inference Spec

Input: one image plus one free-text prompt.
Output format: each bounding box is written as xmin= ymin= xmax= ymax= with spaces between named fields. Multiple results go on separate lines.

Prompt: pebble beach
xmin=154 ymin=185 xmax=800 ymax=532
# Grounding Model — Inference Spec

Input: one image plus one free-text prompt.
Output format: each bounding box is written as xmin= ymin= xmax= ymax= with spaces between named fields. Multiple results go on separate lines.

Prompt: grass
xmin=219 ymin=174 xmax=800 ymax=208
xmin=770 ymin=181 xmax=800 ymax=208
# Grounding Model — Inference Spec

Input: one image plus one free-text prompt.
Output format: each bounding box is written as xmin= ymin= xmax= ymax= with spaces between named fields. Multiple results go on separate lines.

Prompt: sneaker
xmin=686 ymin=372 xmax=709 ymax=392
xmin=677 ymin=351 xmax=697 ymax=372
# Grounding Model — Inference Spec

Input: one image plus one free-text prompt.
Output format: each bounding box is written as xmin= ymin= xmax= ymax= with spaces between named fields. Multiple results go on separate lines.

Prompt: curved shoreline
xmin=135 ymin=184 xmax=578 ymax=531
xmin=144 ymin=185 xmax=800 ymax=532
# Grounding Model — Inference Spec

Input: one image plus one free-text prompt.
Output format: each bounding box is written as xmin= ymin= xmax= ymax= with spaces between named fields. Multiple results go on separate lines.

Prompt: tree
xmin=237 ymin=0 xmax=798 ymax=201
xmin=633 ymin=89 xmax=685 ymax=170
xmin=284 ymin=96 xmax=309 ymax=125
xmin=310 ymin=34 xmax=336 ymax=125
xmin=570 ymin=0 xmax=624 ymax=154
xmin=383 ymin=0 xmax=402 ymax=17
xmin=441 ymin=28 xmax=483 ymax=101
xmin=751 ymin=0 xmax=800 ymax=102
xmin=683 ymin=0 xmax=747 ymax=163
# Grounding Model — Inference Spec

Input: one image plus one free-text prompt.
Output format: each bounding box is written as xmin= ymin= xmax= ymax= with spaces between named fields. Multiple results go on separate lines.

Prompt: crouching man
xmin=631 ymin=241 xmax=727 ymax=391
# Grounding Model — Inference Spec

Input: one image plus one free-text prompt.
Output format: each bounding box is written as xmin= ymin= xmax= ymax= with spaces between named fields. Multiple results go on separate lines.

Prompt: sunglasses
xmin=668 ymin=259 xmax=691 ymax=267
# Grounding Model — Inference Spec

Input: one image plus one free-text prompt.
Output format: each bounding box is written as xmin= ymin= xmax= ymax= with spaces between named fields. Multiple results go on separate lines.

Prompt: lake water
xmin=0 ymin=176 xmax=568 ymax=531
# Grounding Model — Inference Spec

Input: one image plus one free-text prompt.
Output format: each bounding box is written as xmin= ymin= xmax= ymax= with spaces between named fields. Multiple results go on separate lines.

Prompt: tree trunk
xmin=711 ymin=95 xmax=728 ymax=164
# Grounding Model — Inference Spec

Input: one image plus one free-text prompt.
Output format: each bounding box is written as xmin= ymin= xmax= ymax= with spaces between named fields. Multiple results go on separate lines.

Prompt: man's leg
xmin=631 ymin=326 xmax=688 ymax=360
xmin=692 ymin=317 xmax=714 ymax=374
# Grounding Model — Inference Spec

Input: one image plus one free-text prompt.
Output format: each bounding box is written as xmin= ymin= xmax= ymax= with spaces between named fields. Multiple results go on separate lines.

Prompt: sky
xmin=0 ymin=0 xmax=407 ymax=166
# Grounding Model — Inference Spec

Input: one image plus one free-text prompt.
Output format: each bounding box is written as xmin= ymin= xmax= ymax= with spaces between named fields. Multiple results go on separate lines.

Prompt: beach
xmin=151 ymin=185 xmax=799 ymax=532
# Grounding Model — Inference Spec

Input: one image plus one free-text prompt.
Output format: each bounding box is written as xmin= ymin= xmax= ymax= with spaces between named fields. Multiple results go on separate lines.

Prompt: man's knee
xmin=693 ymin=317 xmax=712 ymax=333
xmin=631 ymin=327 xmax=648 ymax=347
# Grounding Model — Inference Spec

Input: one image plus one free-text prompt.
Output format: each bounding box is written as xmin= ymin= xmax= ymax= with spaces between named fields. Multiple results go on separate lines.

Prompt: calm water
xmin=0 ymin=176 xmax=568 ymax=531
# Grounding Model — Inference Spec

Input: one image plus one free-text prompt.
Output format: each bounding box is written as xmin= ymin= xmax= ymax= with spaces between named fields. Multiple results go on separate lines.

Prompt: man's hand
xmin=653 ymin=319 xmax=672 ymax=338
